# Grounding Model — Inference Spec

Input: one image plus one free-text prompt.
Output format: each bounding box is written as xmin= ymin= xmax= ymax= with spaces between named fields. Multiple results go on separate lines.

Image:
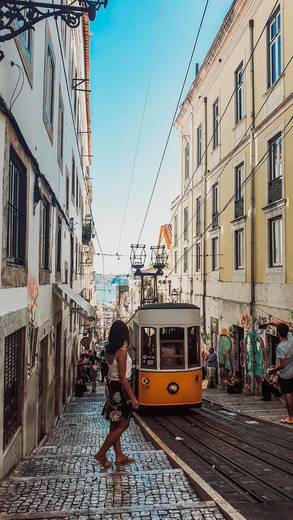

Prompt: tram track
xmin=137 ymin=404 xmax=293 ymax=520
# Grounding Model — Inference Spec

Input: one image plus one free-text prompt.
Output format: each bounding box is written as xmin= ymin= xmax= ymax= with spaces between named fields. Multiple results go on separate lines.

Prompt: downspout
xmin=249 ymin=19 xmax=256 ymax=392
xmin=191 ymin=105 xmax=194 ymax=304
xmin=203 ymin=97 xmax=208 ymax=338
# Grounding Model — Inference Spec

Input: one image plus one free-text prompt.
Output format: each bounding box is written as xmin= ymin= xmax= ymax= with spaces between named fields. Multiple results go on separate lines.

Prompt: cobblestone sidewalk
xmin=0 ymin=386 xmax=225 ymax=519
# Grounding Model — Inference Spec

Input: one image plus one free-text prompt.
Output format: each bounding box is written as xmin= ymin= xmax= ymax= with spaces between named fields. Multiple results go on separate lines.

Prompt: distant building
xmin=171 ymin=0 xmax=293 ymax=393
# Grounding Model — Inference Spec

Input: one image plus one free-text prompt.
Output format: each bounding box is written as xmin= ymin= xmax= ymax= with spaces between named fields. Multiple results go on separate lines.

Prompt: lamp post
xmin=0 ymin=1 xmax=108 ymax=42
xmin=130 ymin=244 xmax=168 ymax=307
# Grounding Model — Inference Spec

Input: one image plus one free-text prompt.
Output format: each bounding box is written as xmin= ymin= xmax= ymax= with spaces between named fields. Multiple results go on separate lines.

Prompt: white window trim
xmin=265 ymin=122 xmax=284 ymax=205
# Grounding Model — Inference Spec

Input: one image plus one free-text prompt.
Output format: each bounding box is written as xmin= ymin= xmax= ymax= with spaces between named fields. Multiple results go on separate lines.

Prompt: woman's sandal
xmin=116 ymin=455 xmax=135 ymax=465
xmin=280 ymin=417 xmax=293 ymax=424
xmin=94 ymin=453 xmax=113 ymax=468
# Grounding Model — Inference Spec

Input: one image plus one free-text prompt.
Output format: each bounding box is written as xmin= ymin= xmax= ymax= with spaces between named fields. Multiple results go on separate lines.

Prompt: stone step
xmin=13 ymin=450 xmax=172 ymax=477
xmin=0 ymin=501 xmax=224 ymax=519
xmin=0 ymin=470 xmax=201 ymax=515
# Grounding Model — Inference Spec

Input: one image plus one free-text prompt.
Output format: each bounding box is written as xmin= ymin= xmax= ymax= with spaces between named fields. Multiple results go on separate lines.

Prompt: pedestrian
xmin=224 ymin=371 xmax=243 ymax=394
xmin=95 ymin=320 xmax=139 ymax=468
xmin=207 ymin=347 xmax=217 ymax=388
xmin=201 ymin=348 xmax=208 ymax=381
xmin=268 ymin=323 xmax=293 ymax=424
xmin=90 ymin=351 xmax=100 ymax=393
xmin=261 ymin=374 xmax=281 ymax=401
xmin=100 ymin=349 xmax=108 ymax=383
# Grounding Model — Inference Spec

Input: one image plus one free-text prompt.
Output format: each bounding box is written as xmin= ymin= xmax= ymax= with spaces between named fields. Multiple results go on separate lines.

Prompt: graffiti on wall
xmin=27 ymin=274 xmax=39 ymax=374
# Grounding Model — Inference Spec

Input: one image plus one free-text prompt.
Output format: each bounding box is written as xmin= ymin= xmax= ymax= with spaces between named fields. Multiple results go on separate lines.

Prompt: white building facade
xmin=0 ymin=12 xmax=96 ymax=476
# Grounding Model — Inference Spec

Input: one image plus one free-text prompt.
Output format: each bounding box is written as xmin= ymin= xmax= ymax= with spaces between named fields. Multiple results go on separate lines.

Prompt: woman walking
xmin=95 ymin=320 xmax=139 ymax=468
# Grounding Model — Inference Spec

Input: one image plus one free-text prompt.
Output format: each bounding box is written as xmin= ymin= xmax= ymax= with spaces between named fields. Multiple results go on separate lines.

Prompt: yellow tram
xmin=128 ymin=303 xmax=202 ymax=408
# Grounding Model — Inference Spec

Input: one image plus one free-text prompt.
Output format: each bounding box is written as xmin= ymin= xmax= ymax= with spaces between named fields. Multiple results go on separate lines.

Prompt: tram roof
xmin=138 ymin=303 xmax=200 ymax=311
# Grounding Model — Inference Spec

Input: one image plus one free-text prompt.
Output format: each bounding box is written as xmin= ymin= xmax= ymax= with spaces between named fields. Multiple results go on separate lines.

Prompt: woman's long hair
xmin=106 ymin=320 xmax=130 ymax=355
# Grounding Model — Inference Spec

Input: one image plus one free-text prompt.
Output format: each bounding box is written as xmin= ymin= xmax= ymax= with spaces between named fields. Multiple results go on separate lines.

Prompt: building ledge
xmin=262 ymin=198 xmax=286 ymax=214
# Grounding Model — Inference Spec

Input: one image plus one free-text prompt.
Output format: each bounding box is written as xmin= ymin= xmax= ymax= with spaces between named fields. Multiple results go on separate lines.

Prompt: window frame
xmin=160 ymin=327 xmax=185 ymax=370
xmin=212 ymin=98 xmax=220 ymax=149
xmin=212 ymin=236 xmax=219 ymax=271
xmin=212 ymin=182 xmax=219 ymax=228
xmin=43 ymin=37 xmax=55 ymax=131
xmin=196 ymin=196 xmax=201 ymax=236
xmin=141 ymin=327 xmax=157 ymax=369
xmin=183 ymin=206 xmax=189 ymax=241
xmin=7 ymin=146 xmax=27 ymax=267
xmin=196 ymin=124 xmax=202 ymax=166
xmin=235 ymin=228 xmax=244 ymax=270
xmin=267 ymin=5 xmax=282 ymax=88
xmin=184 ymin=142 xmax=190 ymax=181
xmin=195 ymin=242 xmax=201 ymax=272
xmin=235 ymin=62 xmax=244 ymax=124
xmin=183 ymin=247 xmax=188 ymax=273
xmin=40 ymin=197 xmax=50 ymax=272
xmin=57 ymin=90 xmax=64 ymax=166
xmin=268 ymin=216 xmax=283 ymax=267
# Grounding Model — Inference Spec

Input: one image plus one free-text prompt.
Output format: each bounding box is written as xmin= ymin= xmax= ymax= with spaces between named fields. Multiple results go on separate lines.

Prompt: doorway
xmin=62 ymin=332 xmax=67 ymax=405
xmin=233 ymin=325 xmax=244 ymax=378
xmin=55 ymin=321 xmax=62 ymax=416
xmin=38 ymin=335 xmax=48 ymax=442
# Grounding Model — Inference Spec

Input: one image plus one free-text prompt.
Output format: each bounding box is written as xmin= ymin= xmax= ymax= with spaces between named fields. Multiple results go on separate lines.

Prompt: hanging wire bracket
xmin=0 ymin=1 xmax=108 ymax=43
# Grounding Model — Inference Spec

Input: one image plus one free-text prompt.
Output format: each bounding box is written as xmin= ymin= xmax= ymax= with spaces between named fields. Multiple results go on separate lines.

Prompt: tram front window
xmin=188 ymin=326 xmax=200 ymax=367
xmin=141 ymin=327 xmax=157 ymax=368
xmin=160 ymin=327 xmax=184 ymax=369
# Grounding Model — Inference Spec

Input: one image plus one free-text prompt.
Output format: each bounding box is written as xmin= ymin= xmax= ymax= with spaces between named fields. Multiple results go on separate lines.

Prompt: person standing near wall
xmin=268 ymin=323 xmax=293 ymax=424
xmin=207 ymin=347 xmax=218 ymax=388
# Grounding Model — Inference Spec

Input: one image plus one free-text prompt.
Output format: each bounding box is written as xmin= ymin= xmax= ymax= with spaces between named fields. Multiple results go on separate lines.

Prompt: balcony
xmin=234 ymin=197 xmax=244 ymax=219
xmin=268 ymin=177 xmax=282 ymax=205
xmin=212 ymin=211 xmax=218 ymax=229
xmin=82 ymin=219 xmax=92 ymax=245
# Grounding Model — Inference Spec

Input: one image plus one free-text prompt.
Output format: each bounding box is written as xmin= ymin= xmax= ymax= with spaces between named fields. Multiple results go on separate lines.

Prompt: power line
xmin=167 ymin=115 xmax=293 ymax=279
xmin=117 ymin=0 xmax=166 ymax=252
xmin=136 ymin=0 xmax=210 ymax=244
xmin=167 ymin=54 xmax=293 ymax=261
xmin=166 ymin=0 xmax=280 ymax=251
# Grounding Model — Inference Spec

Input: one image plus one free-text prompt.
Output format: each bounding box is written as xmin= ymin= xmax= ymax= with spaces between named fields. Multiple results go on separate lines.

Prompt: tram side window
xmin=160 ymin=327 xmax=184 ymax=369
xmin=141 ymin=327 xmax=157 ymax=369
xmin=188 ymin=326 xmax=200 ymax=367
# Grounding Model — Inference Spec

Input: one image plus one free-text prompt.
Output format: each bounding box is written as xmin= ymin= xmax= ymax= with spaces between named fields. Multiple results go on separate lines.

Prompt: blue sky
xmin=90 ymin=0 xmax=232 ymax=274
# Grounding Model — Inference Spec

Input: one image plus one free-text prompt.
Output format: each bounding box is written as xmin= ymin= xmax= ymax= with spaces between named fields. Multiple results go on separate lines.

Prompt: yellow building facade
xmin=171 ymin=0 xmax=293 ymax=393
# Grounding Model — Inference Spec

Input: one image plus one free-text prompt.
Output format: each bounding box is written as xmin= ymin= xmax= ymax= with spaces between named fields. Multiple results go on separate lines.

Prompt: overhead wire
xmin=117 ymin=0 xmax=166 ymax=252
xmin=166 ymin=113 xmax=293 ymax=279
xmin=166 ymin=54 xmax=293 ymax=262
xmin=136 ymin=0 xmax=210 ymax=244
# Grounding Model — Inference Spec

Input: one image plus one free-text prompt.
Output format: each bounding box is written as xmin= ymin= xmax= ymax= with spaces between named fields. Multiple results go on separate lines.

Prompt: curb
xmin=134 ymin=413 xmax=246 ymax=520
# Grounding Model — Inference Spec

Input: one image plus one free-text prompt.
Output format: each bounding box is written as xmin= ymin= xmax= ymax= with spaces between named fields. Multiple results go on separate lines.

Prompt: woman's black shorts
xmin=279 ymin=376 xmax=293 ymax=395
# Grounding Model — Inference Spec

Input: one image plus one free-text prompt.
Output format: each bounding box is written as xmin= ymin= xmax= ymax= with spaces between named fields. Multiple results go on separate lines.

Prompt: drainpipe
xmin=203 ymin=97 xmax=208 ymax=338
xmin=249 ymin=19 xmax=256 ymax=392
xmin=191 ymin=105 xmax=194 ymax=304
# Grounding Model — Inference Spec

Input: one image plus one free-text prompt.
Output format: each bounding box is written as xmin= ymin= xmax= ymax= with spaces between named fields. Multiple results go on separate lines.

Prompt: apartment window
xmin=212 ymin=98 xmax=219 ymax=149
xmin=183 ymin=247 xmax=188 ymax=273
xmin=40 ymin=198 xmax=50 ymax=271
xmin=174 ymin=251 xmax=177 ymax=274
xmin=268 ymin=6 xmax=282 ymax=87
xmin=269 ymin=217 xmax=282 ymax=267
xmin=76 ymin=176 xmax=79 ymax=208
xmin=43 ymin=41 xmax=55 ymax=128
xmin=73 ymin=68 xmax=78 ymax=115
xmin=196 ymin=196 xmax=201 ymax=236
xmin=268 ymin=133 xmax=282 ymax=204
xmin=195 ymin=243 xmax=201 ymax=272
xmin=212 ymin=183 xmax=219 ymax=228
xmin=196 ymin=125 xmax=202 ymax=166
xmin=61 ymin=0 xmax=67 ymax=50
xmin=234 ymin=163 xmax=244 ymax=218
xmin=184 ymin=143 xmax=190 ymax=180
xmin=56 ymin=217 xmax=62 ymax=273
xmin=7 ymin=147 xmax=27 ymax=266
xmin=235 ymin=62 xmax=244 ymax=123
xmin=174 ymin=215 xmax=178 ymax=245
xmin=235 ymin=229 xmax=244 ymax=270
xmin=18 ymin=10 xmax=33 ymax=61
xmin=184 ymin=207 xmax=188 ymax=241
xmin=57 ymin=92 xmax=64 ymax=164
xmin=71 ymin=156 xmax=75 ymax=199
xmin=212 ymin=237 xmax=218 ymax=271
xmin=65 ymin=170 xmax=69 ymax=214
xmin=4 ymin=328 xmax=24 ymax=449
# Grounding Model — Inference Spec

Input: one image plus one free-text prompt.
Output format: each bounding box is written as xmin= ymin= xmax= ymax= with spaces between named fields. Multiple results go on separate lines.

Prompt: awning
xmin=53 ymin=283 xmax=96 ymax=318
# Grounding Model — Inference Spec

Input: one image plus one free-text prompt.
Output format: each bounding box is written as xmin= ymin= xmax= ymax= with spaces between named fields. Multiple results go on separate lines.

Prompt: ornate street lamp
xmin=130 ymin=244 xmax=168 ymax=307
xmin=0 ymin=1 xmax=108 ymax=42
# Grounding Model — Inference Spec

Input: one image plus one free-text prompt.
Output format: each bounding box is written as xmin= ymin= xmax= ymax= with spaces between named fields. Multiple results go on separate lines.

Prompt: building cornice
xmin=82 ymin=14 xmax=92 ymax=166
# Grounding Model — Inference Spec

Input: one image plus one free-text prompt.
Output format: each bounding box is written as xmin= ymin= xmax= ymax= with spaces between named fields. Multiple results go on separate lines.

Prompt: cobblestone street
xmin=0 ymin=387 xmax=225 ymax=519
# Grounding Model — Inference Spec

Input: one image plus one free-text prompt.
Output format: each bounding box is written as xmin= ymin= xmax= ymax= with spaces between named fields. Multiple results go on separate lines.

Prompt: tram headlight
xmin=167 ymin=382 xmax=179 ymax=394
xmin=142 ymin=377 xmax=150 ymax=386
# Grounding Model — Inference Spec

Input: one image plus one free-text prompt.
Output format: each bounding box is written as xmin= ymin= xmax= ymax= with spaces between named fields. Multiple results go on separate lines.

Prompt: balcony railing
xmin=268 ymin=177 xmax=282 ymax=205
xmin=212 ymin=211 xmax=218 ymax=229
xmin=234 ymin=197 xmax=244 ymax=219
